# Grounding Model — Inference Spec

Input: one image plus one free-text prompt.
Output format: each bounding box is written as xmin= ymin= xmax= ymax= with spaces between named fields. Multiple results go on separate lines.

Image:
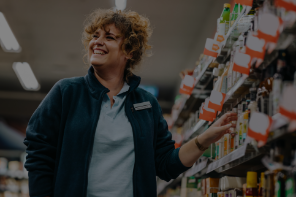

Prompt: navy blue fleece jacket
xmin=24 ymin=66 xmax=190 ymax=197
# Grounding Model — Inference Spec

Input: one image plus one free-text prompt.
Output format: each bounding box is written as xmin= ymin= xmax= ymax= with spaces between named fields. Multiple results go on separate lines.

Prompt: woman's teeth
xmin=94 ymin=50 xmax=106 ymax=55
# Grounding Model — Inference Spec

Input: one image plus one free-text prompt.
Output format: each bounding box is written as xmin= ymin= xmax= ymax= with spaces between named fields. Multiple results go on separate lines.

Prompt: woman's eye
xmin=92 ymin=35 xmax=98 ymax=38
xmin=107 ymin=36 xmax=115 ymax=40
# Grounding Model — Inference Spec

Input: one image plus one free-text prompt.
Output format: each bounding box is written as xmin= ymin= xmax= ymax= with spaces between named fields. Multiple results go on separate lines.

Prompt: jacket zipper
xmin=84 ymin=90 xmax=108 ymax=197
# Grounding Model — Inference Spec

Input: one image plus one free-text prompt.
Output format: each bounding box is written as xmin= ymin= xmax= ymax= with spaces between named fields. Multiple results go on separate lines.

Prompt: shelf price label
xmin=208 ymin=90 xmax=226 ymax=112
xmin=275 ymin=0 xmax=296 ymax=12
xmin=203 ymin=38 xmax=221 ymax=58
xmin=199 ymin=98 xmax=217 ymax=121
xmin=248 ymin=111 xmax=273 ymax=147
xmin=279 ymin=85 xmax=296 ymax=121
xmin=246 ymin=32 xmax=266 ymax=66
xmin=179 ymin=75 xmax=195 ymax=95
xmin=232 ymin=52 xmax=251 ymax=75
xmin=257 ymin=13 xmax=283 ymax=44
xmin=214 ymin=32 xmax=226 ymax=44
xmin=235 ymin=0 xmax=253 ymax=6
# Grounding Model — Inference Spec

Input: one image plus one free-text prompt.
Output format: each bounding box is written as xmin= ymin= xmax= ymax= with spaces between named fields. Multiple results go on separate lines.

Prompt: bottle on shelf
xmin=227 ymin=52 xmax=235 ymax=92
xmin=231 ymin=3 xmax=243 ymax=26
xmin=230 ymin=108 xmax=237 ymax=152
xmin=274 ymin=140 xmax=285 ymax=164
xmin=272 ymin=50 xmax=286 ymax=115
xmin=218 ymin=3 xmax=231 ymax=35
xmin=246 ymin=171 xmax=258 ymax=197
xmin=259 ymin=172 xmax=264 ymax=197
xmin=248 ymin=83 xmax=258 ymax=115
xmin=213 ymin=68 xmax=219 ymax=89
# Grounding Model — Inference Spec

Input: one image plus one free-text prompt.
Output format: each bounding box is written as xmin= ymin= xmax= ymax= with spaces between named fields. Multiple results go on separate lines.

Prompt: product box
xmin=211 ymin=143 xmax=216 ymax=160
xmin=218 ymin=191 xmax=224 ymax=197
xmin=202 ymin=179 xmax=207 ymax=195
xmin=224 ymin=134 xmax=230 ymax=156
xmin=210 ymin=193 xmax=218 ymax=197
xmin=223 ymin=176 xmax=246 ymax=190
xmin=225 ymin=191 xmax=229 ymax=197
xmin=228 ymin=189 xmax=243 ymax=197
xmin=181 ymin=177 xmax=198 ymax=197
xmin=206 ymin=178 xmax=219 ymax=193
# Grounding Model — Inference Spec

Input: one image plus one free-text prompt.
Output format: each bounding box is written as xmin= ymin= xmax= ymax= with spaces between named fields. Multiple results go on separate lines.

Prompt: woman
xmin=24 ymin=9 xmax=237 ymax=197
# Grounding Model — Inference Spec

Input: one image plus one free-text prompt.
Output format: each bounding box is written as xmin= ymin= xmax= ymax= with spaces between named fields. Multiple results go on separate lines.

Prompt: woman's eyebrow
xmin=106 ymin=32 xmax=121 ymax=38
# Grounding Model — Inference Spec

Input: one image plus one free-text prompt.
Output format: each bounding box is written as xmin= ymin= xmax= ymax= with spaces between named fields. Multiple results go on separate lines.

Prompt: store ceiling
xmin=0 ymin=0 xmax=226 ymax=118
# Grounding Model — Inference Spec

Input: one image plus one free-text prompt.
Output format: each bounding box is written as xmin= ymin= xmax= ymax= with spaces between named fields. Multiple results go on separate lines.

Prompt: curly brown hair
xmin=82 ymin=9 xmax=152 ymax=81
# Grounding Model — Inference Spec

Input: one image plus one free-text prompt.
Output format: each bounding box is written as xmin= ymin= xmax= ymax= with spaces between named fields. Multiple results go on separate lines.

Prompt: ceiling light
xmin=115 ymin=0 xmax=127 ymax=10
xmin=0 ymin=12 xmax=21 ymax=53
xmin=12 ymin=62 xmax=40 ymax=91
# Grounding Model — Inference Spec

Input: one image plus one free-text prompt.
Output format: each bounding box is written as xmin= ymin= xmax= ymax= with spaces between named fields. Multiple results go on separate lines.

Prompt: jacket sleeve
xmin=23 ymin=80 xmax=64 ymax=197
xmin=154 ymin=102 xmax=191 ymax=181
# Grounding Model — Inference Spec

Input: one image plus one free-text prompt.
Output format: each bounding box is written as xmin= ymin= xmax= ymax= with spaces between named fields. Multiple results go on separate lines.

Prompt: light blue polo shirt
xmin=87 ymin=82 xmax=134 ymax=197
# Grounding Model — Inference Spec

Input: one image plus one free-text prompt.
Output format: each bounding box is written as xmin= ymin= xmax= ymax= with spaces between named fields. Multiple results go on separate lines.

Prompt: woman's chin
xmin=90 ymin=60 xmax=105 ymax=67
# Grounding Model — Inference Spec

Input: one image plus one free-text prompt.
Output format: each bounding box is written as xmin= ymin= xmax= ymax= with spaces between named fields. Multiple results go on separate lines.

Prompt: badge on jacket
xmin=133 ymin=101 xmax=152 ymax=111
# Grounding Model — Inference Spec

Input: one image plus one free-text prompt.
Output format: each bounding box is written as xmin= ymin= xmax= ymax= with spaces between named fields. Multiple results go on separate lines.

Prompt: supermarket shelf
xmin=260 ymin=23 xmax=296 ymax=70
xmin=184 ymin=158 xmax=208 ymax=177
xmin=159 ymin=114 xmax=293 ymax=193
xmin=174 ymin=9 xmax=296 ymax=128
xmin=183 ymin=74 xmax=252 ymax=141
xmin=185 ymin=113 xmax=291 ymax=177
xmin=216 ymin=6 xmax=247 ymax=64
xmin=174 ymin=59 xmax=214 ymax=127
xmin=157 ymin=174 xmax=183 ymax=195
xmin=206 ymin=139 xmax=250 ymax=174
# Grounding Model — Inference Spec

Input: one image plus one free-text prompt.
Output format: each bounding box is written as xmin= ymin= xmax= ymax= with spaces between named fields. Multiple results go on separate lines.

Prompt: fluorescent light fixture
xmin=0 ymin=12 xmax=21 ymax=53
xmin=115 ymin=0 xmax=127 ymax=10
xmin=12 ymin=62 xmax=40 ymax=91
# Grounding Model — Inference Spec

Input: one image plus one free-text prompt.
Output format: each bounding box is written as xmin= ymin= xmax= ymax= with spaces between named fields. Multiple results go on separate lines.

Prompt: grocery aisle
xmin=0 ymin=0 xmax=296 ymax=196
xmin=159 ymin=0 xmax=296 ymax=196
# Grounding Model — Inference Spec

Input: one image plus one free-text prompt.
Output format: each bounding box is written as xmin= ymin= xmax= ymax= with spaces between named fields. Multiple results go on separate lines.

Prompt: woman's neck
xmin=93 ymin=67 xmax=125 ymax=107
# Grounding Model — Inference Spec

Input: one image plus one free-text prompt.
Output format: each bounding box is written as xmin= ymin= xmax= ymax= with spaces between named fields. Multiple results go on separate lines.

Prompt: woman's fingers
xmin=222 ymin=117 xmax=237 ymax=125
xmin=218 ymin=112 xmax=237 ymax=125
xmin=216 ymin=123 xmax=232 ymax=133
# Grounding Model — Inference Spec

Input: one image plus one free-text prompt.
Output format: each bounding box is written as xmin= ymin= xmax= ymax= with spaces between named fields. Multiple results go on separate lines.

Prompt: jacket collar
xmin=84 ymin=65 xmax=141 ymax=99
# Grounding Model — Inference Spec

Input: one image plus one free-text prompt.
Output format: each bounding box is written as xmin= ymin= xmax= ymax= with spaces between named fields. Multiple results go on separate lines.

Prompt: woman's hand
xmin=179 ymin=112 xmax=237 ymax=167
xmin=198 ymin=112 xmax=237 ymax=147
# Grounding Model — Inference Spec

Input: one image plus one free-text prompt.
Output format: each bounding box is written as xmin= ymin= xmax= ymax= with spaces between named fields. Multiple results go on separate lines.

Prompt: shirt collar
xmin=84 ymin=65 xmax=141 ymax=100
xmin=117 ymin=82 xmax=130 ymax=96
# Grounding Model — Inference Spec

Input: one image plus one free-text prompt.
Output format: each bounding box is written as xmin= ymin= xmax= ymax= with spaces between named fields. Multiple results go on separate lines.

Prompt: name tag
xmin=133 ymin=101 xmax=152 ymax=111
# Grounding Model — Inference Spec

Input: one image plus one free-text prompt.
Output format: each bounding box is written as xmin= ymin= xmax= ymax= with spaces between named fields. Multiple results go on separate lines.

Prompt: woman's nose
xmin=94 ymin=36 xmax=104 ymax=46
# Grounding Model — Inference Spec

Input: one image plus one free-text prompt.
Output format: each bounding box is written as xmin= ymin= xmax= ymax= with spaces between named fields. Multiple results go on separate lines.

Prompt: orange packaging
xmin=206 ymin=178 xmax=220 ymax=193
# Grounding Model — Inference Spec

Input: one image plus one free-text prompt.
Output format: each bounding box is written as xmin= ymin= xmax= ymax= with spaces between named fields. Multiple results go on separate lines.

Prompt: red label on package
xmin=232 ymin=52 xmax=251 ymax=75
xmin=248 ymin=111 xmax=273 ymax=147
xmin=275 ymin=0 xmax=296 ymax=12
xmin=179 ymin=75 xmax=195 ymax=95
xmin=246 ymin=32 xmax=266 ymax=60
xmin=235 ymin=0 xmax=253 ymax=6
xmin=257 ymin=13 xmax=283 ymax=44
xmin=199 ymin=99 xmax=217 ymax=121
xmin=208 ymin=90 xmax=226 ymax=112
xmin=279 ymin=85 xmax=296 ymax=120
xmin=203 ymin=38 xmax=221 ymax=57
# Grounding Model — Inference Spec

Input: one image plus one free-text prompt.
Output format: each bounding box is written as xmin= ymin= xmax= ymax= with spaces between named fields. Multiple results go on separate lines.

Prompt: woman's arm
xmin=179 ymin=112 xmax=237 ymax=167
xmin=24 ymin=80 xmax=64 ymax=197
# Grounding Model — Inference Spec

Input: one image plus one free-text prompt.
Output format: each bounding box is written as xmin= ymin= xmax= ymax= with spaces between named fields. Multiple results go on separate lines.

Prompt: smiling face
xmin=88 ymin=24 xmax=130 ymax=72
